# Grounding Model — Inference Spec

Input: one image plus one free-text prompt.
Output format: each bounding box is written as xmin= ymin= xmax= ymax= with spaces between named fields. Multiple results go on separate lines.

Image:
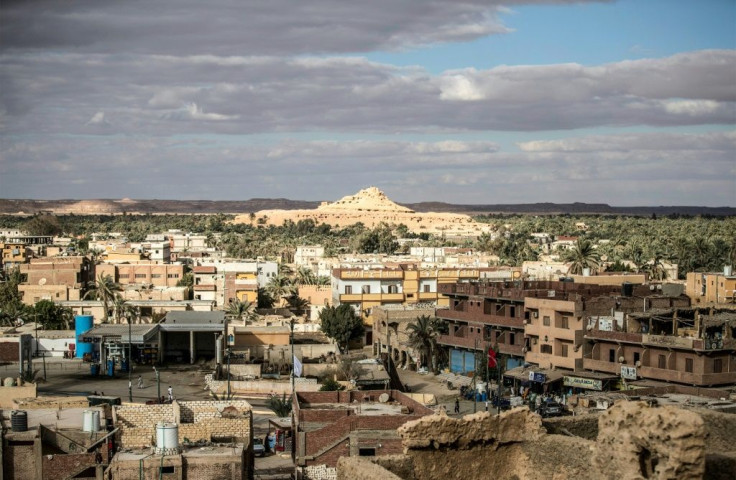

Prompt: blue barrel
xmin=106 ymin=359 xmax=115 ymax=377
xmin=481 ymin=391 xmax=488 ymax=402
xmin=75 ymin=315 xmax=94 ymax=359
xmin=90 ymin=364 xmax=100 ymax=376
xmin=121 ymin=358 xmax=129 ymax=373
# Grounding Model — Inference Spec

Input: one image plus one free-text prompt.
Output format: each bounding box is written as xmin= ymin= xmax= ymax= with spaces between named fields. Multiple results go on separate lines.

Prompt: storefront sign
xmin=528 ymin=372 xmax=547 ymax=383
xmin=620 ymin=365 xmax=637 ymax=380
xmin=563 ymin=376 xmax=603 ymax=391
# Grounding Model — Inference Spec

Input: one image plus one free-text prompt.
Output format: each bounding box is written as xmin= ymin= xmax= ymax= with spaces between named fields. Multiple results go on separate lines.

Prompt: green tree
xmin=33 ymin=300 xmax=73 ymax=330
xmin=318 ymin=304 xmax=365 ymax=353
xmin=564 ymin=238 xmax=600 ymax=275
xmin=24 ymin=215 xmax=63 ymax=236
xmin=84 ymin=274 xmax=122 ymax=322
xmin=355 ymin=223 xmax=397 ymax=254
xmin=0 ymin=268 xmax=28 ymax=326
xmin=319 ymin=378 xmax=345 ymax=391
xmin=226 ymin=299 xmax=257 ymax=323
xmin=265 ymin=393 xmax=292 ymax=417
xmin=295 ymin=267 xmax=318 ymax=286
xmin=285 ymin=295 xmax=309 ymax=316
xmin=406 ymin=315 xmax=447 ymax=373
xmin=266 ymin=274 xmax=296 ymax=307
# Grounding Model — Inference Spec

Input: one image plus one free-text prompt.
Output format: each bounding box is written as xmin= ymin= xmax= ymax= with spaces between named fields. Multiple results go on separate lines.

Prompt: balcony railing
xmin=436 ymin=309 xmax=524 ymax=328
xmin=584 ymin=329 xmax=643 ymax=343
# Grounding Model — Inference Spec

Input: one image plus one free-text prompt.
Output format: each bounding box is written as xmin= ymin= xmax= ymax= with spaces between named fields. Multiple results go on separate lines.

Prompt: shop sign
xmin=528 ymin=371 xmax=546 ymax=383
xmin=563 ymin=375 xmax=603 ymax=391
xmin=620 ymin=365 xmax=637 ymax=380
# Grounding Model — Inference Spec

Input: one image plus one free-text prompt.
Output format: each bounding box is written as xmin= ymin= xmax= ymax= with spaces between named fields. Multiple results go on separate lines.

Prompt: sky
xmin=0 ymin=0 xmax=734 ymax=206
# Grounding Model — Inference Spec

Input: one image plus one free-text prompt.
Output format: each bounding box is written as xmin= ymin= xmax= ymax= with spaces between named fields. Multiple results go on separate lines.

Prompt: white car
xmin=253 ymin=438 xmax=266 ymax=457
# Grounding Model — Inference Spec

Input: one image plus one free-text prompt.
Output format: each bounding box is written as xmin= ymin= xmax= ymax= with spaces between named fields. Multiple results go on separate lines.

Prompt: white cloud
xmin=663 ymin=100 xmax=720 ymax=116
xmin=85 ymin=111 xmax=110 ymax=126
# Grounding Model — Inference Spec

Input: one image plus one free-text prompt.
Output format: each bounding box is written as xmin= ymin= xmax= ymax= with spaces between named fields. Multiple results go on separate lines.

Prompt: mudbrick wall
xmin=114 ymin=400 xmax=252 ymax=448
xmin=42 ymin=452 xmax=96 ymax=480
xmin=336 ymin=402 xmax=734 ymax=480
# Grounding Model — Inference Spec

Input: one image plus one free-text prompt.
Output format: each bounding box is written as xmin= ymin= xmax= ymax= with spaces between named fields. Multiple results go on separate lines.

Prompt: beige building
xmin=686 ymin=268 xmax=736 ymax=305
xmin=96 ymin=262 xmax=185 ymax=288
xmin=18 ymin=256 xmax=92 ymax=305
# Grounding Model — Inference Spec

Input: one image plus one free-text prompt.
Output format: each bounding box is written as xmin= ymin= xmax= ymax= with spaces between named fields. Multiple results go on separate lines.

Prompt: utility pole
xmin=226 ymin=347 xmax=231 ymax=398
xmin=153 ymin=366 xmax=160 ymax=403
xmin=473 ymin=337 xmax=478 ymax=413
xmin=128 ymin=308 xmax=134 ymax=403
xmin=290 ymin=319 xmax=295 ymax=392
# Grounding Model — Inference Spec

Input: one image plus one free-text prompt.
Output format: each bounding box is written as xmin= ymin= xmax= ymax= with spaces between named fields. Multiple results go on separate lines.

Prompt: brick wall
xmin=0 ymin=340 xmax=19 ymax=361
xmin=114 ymin=400 xmax=252 ymax=448
xmin=42 ymin=452 xmax=96 ymax=480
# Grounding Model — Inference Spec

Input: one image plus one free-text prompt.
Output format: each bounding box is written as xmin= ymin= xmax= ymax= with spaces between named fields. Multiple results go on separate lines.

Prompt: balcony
xmin=582 ymin=358 xmax=620 ymax=375
xmin=437 ymin=333 xmax=481 ymax=349
xmin=436 ymin=309 xmax=523 ymax=328
xmin=585 ymin=329 xmax=643 ymax=344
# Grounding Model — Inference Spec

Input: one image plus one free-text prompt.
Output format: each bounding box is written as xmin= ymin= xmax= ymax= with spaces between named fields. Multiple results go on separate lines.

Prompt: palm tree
xmin=84 ymin=274 xmax=122 ymax=322
xmin=285 ymin=295 xmax=309 ymax=316
xmin=265 ymin=393 xmax=292 ymax=417
xmin=406 ymin=315 xmax=446 ymax=373
xmin=266 ymin=274 xmax=296 ymax=307
xmin=226 ymin=299 xmax=257 ymax=323
xmin=564 ymin=238 xmax=600 ymax=275
xmin=295 ymin=267 xmax=317 ymax=286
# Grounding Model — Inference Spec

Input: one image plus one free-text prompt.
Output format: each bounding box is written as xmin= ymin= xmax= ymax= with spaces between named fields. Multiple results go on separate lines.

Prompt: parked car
xmin=537 ymin=401 xmax=566 ymax=418
xmin=491 ymin=396 xmax=511 ymax=411
xmin=253 ymin=438 xmax=266 ymax=457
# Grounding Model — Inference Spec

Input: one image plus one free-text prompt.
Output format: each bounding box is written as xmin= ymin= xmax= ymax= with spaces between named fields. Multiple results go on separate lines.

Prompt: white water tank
xmin=155 ymin=423 xmax=179 ymax=455
xmin=724 ymin=266 xmax=733 ymax=276
xmin=82 ymin=410 xmax=100 ymax=432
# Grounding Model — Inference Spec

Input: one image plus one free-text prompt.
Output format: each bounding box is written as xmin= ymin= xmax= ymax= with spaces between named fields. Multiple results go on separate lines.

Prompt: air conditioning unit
xmin=532 ymin=312 xmax=539 ymax=318
xmin=522 ymin=347 xmax=528 ymax=353
xmin=618 ymin=356 xmax=625 ymax=363
xmin=635 ymin=361 xmax=641 ymax=367
xmin=524 ymin=319 xmax=531 ymax=324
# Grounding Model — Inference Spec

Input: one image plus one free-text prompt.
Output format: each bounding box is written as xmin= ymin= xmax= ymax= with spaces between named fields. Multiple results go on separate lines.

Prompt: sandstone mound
xmin=235 ymin=187 xmax=492 ymax=235
xmin=318 ymin=187 xmax=414 ymax=213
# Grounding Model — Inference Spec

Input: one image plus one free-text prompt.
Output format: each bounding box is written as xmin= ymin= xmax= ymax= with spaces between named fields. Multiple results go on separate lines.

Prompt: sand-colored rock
xmin=594 ymin=401 xmax=706 ymax=480
xmin=235 ymin=187 xmax=492 ymax=235
xmin=398 ymin=407 xmax=545 ymax=450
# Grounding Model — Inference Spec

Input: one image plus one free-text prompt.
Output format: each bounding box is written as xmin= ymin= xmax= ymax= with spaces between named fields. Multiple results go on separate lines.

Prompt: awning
xmin=503 ymin=366 xmax=564 ymax=384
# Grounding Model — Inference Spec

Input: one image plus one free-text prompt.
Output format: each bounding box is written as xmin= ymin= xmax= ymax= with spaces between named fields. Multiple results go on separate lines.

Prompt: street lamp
xmin=290 ymin=319 xmax=295 ymax=392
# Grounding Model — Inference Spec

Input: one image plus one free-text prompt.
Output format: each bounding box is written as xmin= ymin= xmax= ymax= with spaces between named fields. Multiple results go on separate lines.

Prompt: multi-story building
xmin=583 ymin=306 xmax=736 ymax=386
xmin=686 ymin=267 xmax=736 ymax=305
xmin=1 ymin=242 xmax=32 ymax=271
xmin=96 ymin=262 xmax=185 ymax=288
xmin=18 ymin=256 xmax=93 ymax=305
xmin=192 ymin=260 xmax=278 ymax=307
xmin=372 ymin=305 xmax=437 ymax=368
xmin=436 ymin=281 xmax=529 ymax=373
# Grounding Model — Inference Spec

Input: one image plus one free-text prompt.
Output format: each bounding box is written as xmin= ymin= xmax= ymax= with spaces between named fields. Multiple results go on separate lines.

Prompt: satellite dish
xmin=38 ymin=278 xmax=47 ymax=286
xmin=379 ymin=393 xmax=389 ymax=403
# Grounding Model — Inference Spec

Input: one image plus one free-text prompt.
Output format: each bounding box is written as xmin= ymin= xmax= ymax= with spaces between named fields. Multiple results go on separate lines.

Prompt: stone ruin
xmin=337 ymin=401 xmax=736 ymax=480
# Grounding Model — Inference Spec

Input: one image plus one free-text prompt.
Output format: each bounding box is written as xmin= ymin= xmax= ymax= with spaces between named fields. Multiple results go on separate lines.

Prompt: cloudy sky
xmin=1 ymin=0 xmax=734 ymax=206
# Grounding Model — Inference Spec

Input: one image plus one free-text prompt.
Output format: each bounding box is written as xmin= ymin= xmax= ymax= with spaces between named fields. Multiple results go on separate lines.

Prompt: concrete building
xmin=1 ymin=242 xmax=32 ymax=271
xmin=158 ymin=311 xmax=226 ymax=364
xmin=293 ymin=390 xmax=434 ymax=480
xmin=192 ymin=260 xmax=279 ymax=307
xmin=583 ymin=307 xmax=736 ymax=386
xmin=686 ymin=267 xmax=736 ymax=305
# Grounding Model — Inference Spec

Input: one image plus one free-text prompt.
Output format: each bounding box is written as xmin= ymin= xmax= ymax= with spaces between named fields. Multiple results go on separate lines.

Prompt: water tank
xmin=3 ymin=377 xmax=15 ymax=387
xmin=582 ymin=267 xmax=591 ymax=277
xmin=82 ymin=410 xmax=100 ymax=432
xmin=155 ymin=423 xmax=179 ymax=455
xmin=725 ymin=266 xmax=733 ymax=276
xmin=11 ymin=411 xmax=28 ymax=432
xmin=75 ymin=315 xmax=95 ymax=359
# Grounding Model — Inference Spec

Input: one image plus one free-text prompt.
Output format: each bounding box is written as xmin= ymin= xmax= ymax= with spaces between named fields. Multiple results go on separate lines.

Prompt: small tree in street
xmin=318 ymin=304 xmax=365 ymax=353
xmin=265 ymin=393 xmax=292 ymax=417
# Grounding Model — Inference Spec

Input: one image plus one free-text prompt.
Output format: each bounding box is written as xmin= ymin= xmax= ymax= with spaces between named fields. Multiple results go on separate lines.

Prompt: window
xmin=358 ymin=448 xmax=376 ymax=456
xmin=509 ymin=332 xmax=515 ymax=345
xmin=423 ymin=284 xmax=431 ymax=293
xmin=345 ymin=285 xmax=352 ymax=294
xmin=119 ymin=274 xmax=129 ymax=279
xmin=609 ymin=349 xmax=616 ymax=363
xmin=151 ymin=274 xmax=162 ymax=278
xmin=633 ymin=352 xmax=640 ymax=365
xmin=159 ymin=466 xmax=175 ymax=474
xmin=714 ymin=358 xmax=723 ymax=373
xmin=388 ymin=285 xmax=398 ymax=294
xmin=685 ymin=358 xmax=693 ymax=373
xmin=658 ymin=355 xmax=666 ymax=369
xmin=561 ymin=316 xmax=569 ymax=329
xmin=541 ymin=344 xmax=553 ymax=354
xmin=561 ymin=343 xmax=569 ymax=357
xmin=135 ymin=274 xmax=146 ymax=279
xmin=361 ymin=285 xmax=371 ymax=294
xmin=167 ymin=274 xmax=179 ymax=279
xmin=543 ymin=316 xmax=550 ymax=326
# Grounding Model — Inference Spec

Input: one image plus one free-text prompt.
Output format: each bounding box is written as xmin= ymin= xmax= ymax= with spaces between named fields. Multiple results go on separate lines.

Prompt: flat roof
xmin=301 ymin=402 xmax=403 ymax=416
xmin=83 ymin=324 xmax=159 ymax=343
xmin=159 ymin=311 xmax=225 ymax=331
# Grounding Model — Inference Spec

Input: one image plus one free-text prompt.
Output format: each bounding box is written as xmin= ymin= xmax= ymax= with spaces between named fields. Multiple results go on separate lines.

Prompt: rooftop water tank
xmin=155 ymin=423 xmax=179 ymax=455
xmin=75 ymin=315 xmax=94 ymax=359
xmin=82 ymin=410 xmax=100 ymax=432
xmin=11 ymin=410 xmax=28 ymax=432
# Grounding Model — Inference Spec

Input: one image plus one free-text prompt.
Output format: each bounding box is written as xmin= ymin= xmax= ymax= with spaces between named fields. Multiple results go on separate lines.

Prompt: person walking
xmin=167 ymin=386 xmax=173 ymax=402
xmin=454 ymin=398 xmax=460 ymax=414
xmin=137 ymin=375 xmax=144 ymax=389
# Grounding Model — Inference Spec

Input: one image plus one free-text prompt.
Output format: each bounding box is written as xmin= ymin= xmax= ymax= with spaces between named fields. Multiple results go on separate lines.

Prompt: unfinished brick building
xmin=293 ymin=390 xmax=434 ymax=480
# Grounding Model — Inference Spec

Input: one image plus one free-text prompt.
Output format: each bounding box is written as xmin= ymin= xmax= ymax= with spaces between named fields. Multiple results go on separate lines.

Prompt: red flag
xmin=487 ymin=346 xmax=497 ymax=368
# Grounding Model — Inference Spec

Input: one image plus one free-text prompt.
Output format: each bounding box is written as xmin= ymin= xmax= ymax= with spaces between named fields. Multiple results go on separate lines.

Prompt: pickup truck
xmin=537 ymin=401 xmax=566 ymax=418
